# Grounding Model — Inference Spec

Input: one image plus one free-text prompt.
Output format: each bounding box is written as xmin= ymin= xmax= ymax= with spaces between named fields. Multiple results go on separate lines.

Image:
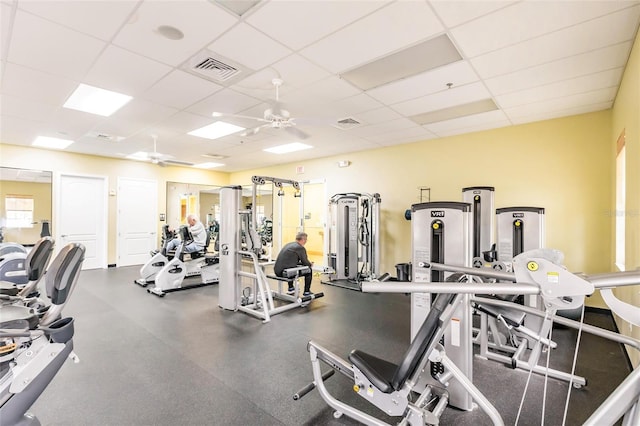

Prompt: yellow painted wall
xmin=232 ymin=111 xmax=613 ymax=308
xmin=0 ymin=180 xmax=51 ymax=244
xmin=612 ymin=29 xmax=640 ymax=365
xmin=0 ymin=144 xmax=229 ymax=264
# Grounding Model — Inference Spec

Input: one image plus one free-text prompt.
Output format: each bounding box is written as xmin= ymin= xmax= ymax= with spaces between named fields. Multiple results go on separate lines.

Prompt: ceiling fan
xmin=145 ymin=135 xmax=194 ymax=167
xmin=212 ymin=78 xmax=310 ymax=140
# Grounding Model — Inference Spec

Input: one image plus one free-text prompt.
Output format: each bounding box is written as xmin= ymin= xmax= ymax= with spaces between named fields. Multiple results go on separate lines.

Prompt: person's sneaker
xmin=287 ymin=287 xmax=295 ymax=295
xmin=303 ymin=291 xmax=313 ymax=297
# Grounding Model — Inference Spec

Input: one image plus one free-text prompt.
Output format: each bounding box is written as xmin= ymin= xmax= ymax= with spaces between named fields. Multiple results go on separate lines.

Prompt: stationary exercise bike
xmin=134 ymin=225 xmax=178 ymax=287
xmin=0 ymin=242 xmax=85 ymax=426
xmin=147 ymin=226 xmax=219 ymax=297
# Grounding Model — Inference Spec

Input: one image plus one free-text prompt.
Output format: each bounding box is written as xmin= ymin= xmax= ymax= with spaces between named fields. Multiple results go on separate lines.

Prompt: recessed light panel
xmin=264 ymin=142 xmax=312 ymax=154
xmin=125 ymin=152 xmax=149 ymax=161
xmin=341 ymin=34 xmax=462 ymax=91
xmin=193 ymin=162 xmax=225 ymax=169
xmin=63 ymin=83 xmax=132 ymax=117
xmin=410 ymin=99 xmax=498 ymax=125
xmin=188 ymin=121 xmax=245 ymax=139
xmin=32 ymin=136 xmax=74 ymax=150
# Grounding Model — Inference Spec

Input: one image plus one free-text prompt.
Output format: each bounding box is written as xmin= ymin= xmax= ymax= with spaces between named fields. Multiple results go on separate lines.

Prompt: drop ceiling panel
xmin=350 ymin=117 xmax=419 ymax=138
xmin=451 ymin=0 xmax=637 ymax=58
xmin=428 ymin=0 xmax=516 ymax=28
xmin=1 ymin=94 xmax=57 ymax=122
xmin=84 ymin=45 xmax=172 ymax=96
xmin=510 ymin=101 xmax=613 ymax=125
xmin=472 ymin=6 xmax=640 ymax=79
xmin=110 ymin=99 xmax=179 ymax=130
xmin=367 ymin=60 xmax=478 ymax=105
xmin=206 ymin=23 xmax=291 ymax=71
xmin=112 ymin=1 xmax=237 ymax=66
xmin=330 ymin=94 xmax=383 ymax=117
xmin=484 ymin=42 xmax=633 ymax=96
xmin=268 ymin=54 xmax=332 ymax=89
xmin=432 ymin=119 xmax=512 ymax=138
xmin=392 ymin=82 xmax=491 ymax=116
xmin=496 ymin=68 xmax=624 ymax=109
xmin=300 ymin=2 xmax=444 ymax=74
xmin=2 ymin=63 xmax=77 ymax=105
xmin=157 ymin=111 xmax=221 ymax=134
xmin=355 ymin=107 xmax=403 ymax=126
xmin=187 ymin=88 xmax=261 ymax=117
xmin=43 ymin=107 xmax=105 ymax=139
xmin=504 ymin=87 xmax=617 ymax=119
xmin=0 ymin=115 xmax=42 ymax=145
xmin=1 ymin=2 xmax=14 ymax=59
xmin=141 ymin=70 xmax=223 ymax=110
xmin=425 ymin=109 xmax=509 ymax=134
xmin=245 ymin=1 xmax=387 ymax=51
xmin=8 ymin=10 xmax=105 ymax=80
xmin=284 ymin=76 xmax=361 ymax=110
xmin=17 ymin=0 xmax=138 ymax=41
xmin=365 ymin=126 xmax=436 ymax=145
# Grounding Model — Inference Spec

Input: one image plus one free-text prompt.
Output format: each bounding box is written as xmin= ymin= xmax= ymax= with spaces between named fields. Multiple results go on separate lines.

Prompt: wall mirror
xmin=0 ymin=167 xmax=52 ymax=245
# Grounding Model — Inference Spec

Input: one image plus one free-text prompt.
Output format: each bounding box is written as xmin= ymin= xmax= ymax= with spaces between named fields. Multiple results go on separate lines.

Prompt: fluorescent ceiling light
xmin=32 ymin=136 xmax=74 ymax=150
xmin=264 ymin=142 xmax=312 ymax=154
xmin=410 ymin=99 xmax=498 ymax=125
xmin=341 ymin=34 xmax=462 ymax=91
xmin=63 ymin=83 xmax=132 ymax=117
xmin=193 ymin=162 xmax=224 ymax=169
xmin=188 ymin=121 xmax=245 ymax=140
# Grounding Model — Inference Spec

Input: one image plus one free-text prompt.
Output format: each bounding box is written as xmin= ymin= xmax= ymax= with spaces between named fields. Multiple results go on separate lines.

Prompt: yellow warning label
xmin=527 ymin=261 xmax=538 ymax=271
xmin=433 ymin=222 xmax=440 ymax=230
xmin=547 ymin=271 xmax=559 ymax=283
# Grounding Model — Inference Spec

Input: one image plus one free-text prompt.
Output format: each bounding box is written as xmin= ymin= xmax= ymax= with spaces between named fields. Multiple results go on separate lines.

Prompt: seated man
xmin=274 ymin=232 xmax=314 ymax=296
xmin=166 ymin=214 xmax=207 ymax=254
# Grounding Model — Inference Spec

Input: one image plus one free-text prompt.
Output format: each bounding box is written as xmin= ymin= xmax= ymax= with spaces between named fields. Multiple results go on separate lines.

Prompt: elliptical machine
xmin=147 ymin=226 xmax=219 ymax=297
xmin=0 ymin=243 xmax=30 ymax=285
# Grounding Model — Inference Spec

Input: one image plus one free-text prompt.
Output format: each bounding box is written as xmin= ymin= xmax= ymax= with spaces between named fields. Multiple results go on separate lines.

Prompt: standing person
xmin=166 ymin=214 xmax=207 ymax=254
xmin=274 ymin=232 xmax=314 ymax=296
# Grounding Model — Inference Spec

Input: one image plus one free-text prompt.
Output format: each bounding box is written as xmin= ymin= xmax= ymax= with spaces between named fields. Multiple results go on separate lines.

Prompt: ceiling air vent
xmin=333 ymin=117 xmax=362 ymax=130
xmin=183 ymin=49 xmax=251 ymax=85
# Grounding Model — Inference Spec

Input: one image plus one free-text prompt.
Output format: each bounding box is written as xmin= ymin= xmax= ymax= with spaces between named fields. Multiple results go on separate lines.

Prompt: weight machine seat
xmin=348 ymin=293 xmax=456 ymax=394
xmin=268 ymin=266 xmax=311 ymax=283
xmin=473 ymin=300 xmax=526 ymax=327
xmin=0 ymin=236 xmax=54 ymax=296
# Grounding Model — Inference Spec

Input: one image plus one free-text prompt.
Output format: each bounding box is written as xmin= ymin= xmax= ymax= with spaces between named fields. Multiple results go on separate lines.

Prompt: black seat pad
xmin=348 ymin=350 xmax=398 ymax=394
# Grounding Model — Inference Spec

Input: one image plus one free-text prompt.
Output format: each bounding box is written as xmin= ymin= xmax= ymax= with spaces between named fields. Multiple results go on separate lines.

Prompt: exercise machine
xmin=0 ymin=243 xmax=30 ymax=285
xmin=218 ymin=179 xmax=323 ymax=323
xmin=0 ymin=242 xmax=85 ymax=426
xmin=134 ymin=225 xmax=177 ymax=287
xmin=410 ymin=201 xmax=474 ymax=411
xmin=146 ymin=225 xmax=219 ymax=297
xmin=323 ymin=192 xmax=381 ymax=290
xmin=462 ymin=186 xmax=495 ymax=267
xmin=0 ymin=237 xmax=54 ymax=304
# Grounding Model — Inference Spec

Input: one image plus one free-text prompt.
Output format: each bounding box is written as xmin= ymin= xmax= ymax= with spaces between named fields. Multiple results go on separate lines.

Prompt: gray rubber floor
xmin=29 ymin=266 xmax=631 ymax=426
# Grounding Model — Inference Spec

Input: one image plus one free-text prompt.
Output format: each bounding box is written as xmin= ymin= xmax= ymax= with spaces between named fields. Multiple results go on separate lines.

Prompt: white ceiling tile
xmin=451 ymin=0 xmax=639 ymax=58
xmin=88 ymin=118 xmax=144 ymax=140
xmin=112 ymin=1 xmax=237 ymax=66
xmin=141 ymin=70 xmax=224 ymax=110
xmin=2 ymin=62 xmax=77 ymax=105
xmin=110 ymin=99 xmax=179 ymax=130
xmin=158 ymin=111 xmax=226 ymax=134
xmin=187 ymin=88 xmax=261 ymax=117
xmin=8 ymin=10 xmax=105 ymax=80
xmin=17 ymin=0 xmax=138 ymax=41
xmin=42 ymin=107 xmax=105 ymax=139
xmin=510 ymin=101 xmax=613 ymax=125
xmin=0 ymin=114 xmax=43 ymax=145
xmin=484 ymin=42 xmax=633 ymax=96
xmin=367 ymin=60 xmax=478 ymax=105
xmin=330 ymin=94 xmax=383 ymax=116
xmin=284 ymin=76 xmax=361 ymax=115
xmin=1 ymin=93 xmax=57 ymax=122
xmin=245 ymin=1 xmax=386 ymax=51
xmin=503 ymin=87 xmax=617 ymax=119
xmin=429 ymin=1 xmax=517 ymax=28
xmin=496 ymin=68 xmax=624 ymax=109
xmin=425 ymin=109 xmax=509 ymax=134
xmin=431 ymin=119 xmax=511 ymax=138
xmin=84 ymin=45 xmax=172 ymax=96
xmin=350 ymin=117 xmax=419 ymax=138
xmin=300 ymin=2 xmax=444 ymax=74
xmin=392 ymin=82 xmax=491 ymax=116
xmin=472 ymin=5 xmax=640 ymax=78
xmin=365 ymin=125 xmax=436 ymax=144
xmin=269 ymin=54 xmax=332 ymax=89
xmin=206 ymin=23 xmax=291 ymax=71
xmin=1 ymin=2 xmax=14 ymax=59
xmin=355 ymin=107 xmax=403 ymax=125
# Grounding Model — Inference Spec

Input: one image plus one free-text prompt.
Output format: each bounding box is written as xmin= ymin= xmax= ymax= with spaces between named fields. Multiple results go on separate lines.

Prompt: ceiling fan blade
xmin=240 ymin=123 xmax=271 ymax=137
xmin=163 ymin=159 xmax=195 ymax=166
xmin=285 ymin=125 xmax=310 ymax=140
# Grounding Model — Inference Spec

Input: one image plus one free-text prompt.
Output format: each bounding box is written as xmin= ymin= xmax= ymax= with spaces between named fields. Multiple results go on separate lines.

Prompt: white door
xmin=117 ymin=177 xmax=158 ymax=266
xmin=56 ymin=173 xmax=108 ymax=270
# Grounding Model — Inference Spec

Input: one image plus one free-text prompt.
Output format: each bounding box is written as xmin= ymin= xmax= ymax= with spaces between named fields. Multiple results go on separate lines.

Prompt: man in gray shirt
xmin=274 ymin=232 xmax=313 ymax=295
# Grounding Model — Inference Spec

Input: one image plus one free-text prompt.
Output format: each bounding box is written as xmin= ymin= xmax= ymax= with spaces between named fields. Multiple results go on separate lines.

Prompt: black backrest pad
xmin=391 ymin=293 xmax=455 ymax=390
xmin=46 ymin=243 xmax=85 ymax=305
xmin=26 ymin=236 xmax=54 ymax=281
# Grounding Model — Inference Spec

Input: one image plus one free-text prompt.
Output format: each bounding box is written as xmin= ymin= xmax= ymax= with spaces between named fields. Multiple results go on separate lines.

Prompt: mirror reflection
xmin=0 ymin=167 xmax=52 ymax=245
